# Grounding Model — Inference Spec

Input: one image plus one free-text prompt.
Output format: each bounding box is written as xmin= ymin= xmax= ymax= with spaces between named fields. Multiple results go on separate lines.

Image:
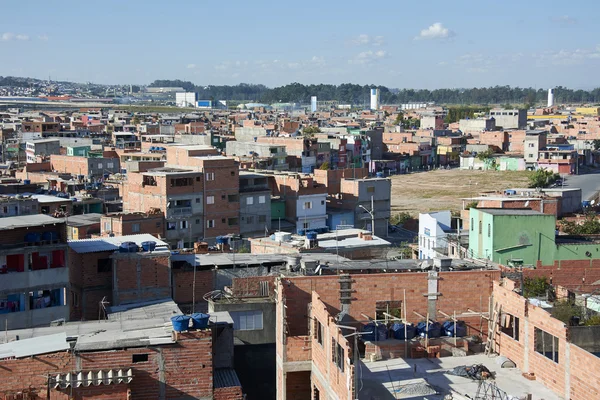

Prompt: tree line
xmin=149 ymin=81 xmax=600 ymax=105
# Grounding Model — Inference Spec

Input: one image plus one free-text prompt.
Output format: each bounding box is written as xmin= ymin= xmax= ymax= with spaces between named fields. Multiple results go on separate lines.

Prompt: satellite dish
xmin=592 ymin=200 xmax=596 ymax=206
xmin=524 ymin=201 xmax=530 ymax=207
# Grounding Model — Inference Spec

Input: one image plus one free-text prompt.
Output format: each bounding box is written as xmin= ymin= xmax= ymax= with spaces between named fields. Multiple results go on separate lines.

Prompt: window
xmin=104 ymin=221 xmax=110 ymax=232
xmin=367 ymin=186 xmax=375 ymax=193
xmin=500 ymin=312 xmax=519 ymax=341
xmin=196 ymin=176 xmax=201 ymax=182
xmin=97 ymin=163 xmax=103 ymax=169
xmin=247 ymin=197 xmax=254 ymax=205
xmin=207 ymin=220 xmax=215 ymax=228
xmin=528 ymin=154 xmax=534 ymax=158
xmin=132 ymin=223 xmax=140 ymax=233
xmin=479 ymin=220 xmax=482 ymax=234
xmin=180 ymin=220 xmax=188 ymax=229
xmin=321 ymin=200 xmax=325 ymax=205
xmin=303 ymin=222 xmax=309 ymax=229
xmin=97 ymin=258 xmax=111 ymax=273
xmin=313 ymin=319 xmax=324 ymax=346
xmin=196 ymin=198 xmax=201 ymax=203
xmin=303 ymin=201 xmax=312 ymax=209
xmin=107 ymin=162 xmax=114 ymax=169
xmin=228 ymin=217 xmax=239 ymax=226
xmin=228 ymin=194 xmax=239 ymax=202
xmin=207 ymin=196 xmax=214 ymax=204
xmin=206 ymin=172 xmax=215 ymax=181
xmin=196 ymin=219 xmax=201 ymax=224
xmin=132 ymin=354 xmax=148 ymax=363
xmin=231 ymin=171 xmax=235 ymax=176
xmin=331 ymin=338 xmax=344 ymax=372
xmin=171 ymin=178 xmax=192 ymax=187
xmin=535 ymin=327 xmax=559 ymax=363
xmin=487 ymin=224 xmax=490 ymax=238
xmin=232 ymin=310 xmax=263 ymax=330
xmin=259 ymin=195 xmax=266 ymax=204
xmin=258 ymin=215 xmax=266 ymax=223
xmin=246 ymin=216 xmax=254 ymax=224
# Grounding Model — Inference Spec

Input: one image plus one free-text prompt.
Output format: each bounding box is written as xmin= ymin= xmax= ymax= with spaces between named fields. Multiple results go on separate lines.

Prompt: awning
xmin=51 ymin=369 xmax=133 ymax=389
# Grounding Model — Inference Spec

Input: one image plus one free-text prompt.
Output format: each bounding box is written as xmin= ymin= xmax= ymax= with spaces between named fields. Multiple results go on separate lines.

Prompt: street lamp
xmin=358 ymin=195 xmax=375 ymax=235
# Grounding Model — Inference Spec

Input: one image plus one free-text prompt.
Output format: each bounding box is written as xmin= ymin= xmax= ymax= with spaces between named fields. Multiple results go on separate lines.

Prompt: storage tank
xmin=171 ymin=315 xmax=191 ymax=332
xmin=216 ymin=236 xmax=228 ymax=245
xmin=190 ymin=313 xmax=210 ymax=329
xmin=42 ymin=231 xmax=58 ymax=241
xmin=376 ymin=172 xmax=384 ymax=178
xmin=442 ymin=320 xmax=467 ymax=337
xmin=24 ymin=233 xmax=41 ymax=243
xmin=362 ymin=322 xmax=388 ymax=342
xmin=141 ymin=241 xmax=156 ymax=252
xmin=416 ymin=321 xmax=442 ymax=338
xmin=23 ymin=179 xmax=31 ymax=185
xmin=119 ymin=242 xmax=139 ymax=253
xmin=391 ymin=323 xmax=417 ymax=340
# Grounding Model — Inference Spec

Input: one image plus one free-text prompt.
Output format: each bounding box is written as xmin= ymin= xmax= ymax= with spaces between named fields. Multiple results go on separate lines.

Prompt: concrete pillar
xmin=523 ymin=318 xmax=530 ymax=371
xmin=564 ymin=342 xmax=571 ymax=400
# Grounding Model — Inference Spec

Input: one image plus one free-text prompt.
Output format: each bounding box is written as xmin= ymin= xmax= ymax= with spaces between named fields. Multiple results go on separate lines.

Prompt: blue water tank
xmin=141 ymin=241 xmax=156 ymax=252
xmin=376 ymin=172 xmax=384 ymax=178
xmin=582 ymin=200 xmax=591 ymax=208
xmin=505 ymin=190 xmax=517 ymax=195
xmin=306 ymin=231 xmax=318 ymax=240
xmin=416 ymin=321 xmax=442 ymax=338
xmin=119 ymin=242 xmax=138 ymax=253
xmin=190 ymin=313 xmax=210 ymax=329
xmin=42 ymin=231 xmax=58 ymax=241
xmin=391 ymin=323 xmax=417 ymax=340
xmin=103 ymin=173 xmax=110 ymax=179
xmin=23 ymin=179 xmax=31 ymax=185
xmin=25 ymin=233 xmax=41 ymax=243
xmin=171 ymin=315 xmax=191 ymax=332
xmin=442 ymin=320 xmax=467 ymax=337
xmin=362 ymin=322 xmax=388 ymax=342
xmin=216 ymin=236 xmax=228 ymax=245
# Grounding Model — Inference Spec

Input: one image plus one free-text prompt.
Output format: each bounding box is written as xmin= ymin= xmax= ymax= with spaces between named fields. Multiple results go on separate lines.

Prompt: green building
xmin=67 ymin=146 xmax=91 ymax=157
xmin=469 ymin=208 xmax=600 ymax=266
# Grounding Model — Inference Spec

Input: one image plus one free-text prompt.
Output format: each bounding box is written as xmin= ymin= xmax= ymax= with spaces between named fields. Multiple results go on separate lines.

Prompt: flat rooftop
xmin=68 ymin=233 xmax=169 ymax=254
xmin=63 ymin=213 xmax=102 ymax=226
xmin=0 ymin=214 xmax=62 ymax=230
xmin=360 ymin=354 xmax=560 ymax=400
xmin=475 ymin=208 xmax=545 ymax=216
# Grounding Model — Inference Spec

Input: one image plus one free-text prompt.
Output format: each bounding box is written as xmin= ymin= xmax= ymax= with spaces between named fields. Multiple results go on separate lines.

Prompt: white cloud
xmin=415 ymin=23 xmax=454 ymax=40
xmin=534 ymin=45 xmax=600 ymax=66
xmin=351 ymin=34 xmax=385 ymax=46
xmin=348 ymin=50 xmax=388 ymax=65
xmin=1 ymin=32 xmax=30 ymax=42
xmin=38 ymin=34 xmax=49 ymax=41
xmin=186 ymin=63 xmax=196 ymax=69
xmin=553 ymin=15 xmax=577 ymax=24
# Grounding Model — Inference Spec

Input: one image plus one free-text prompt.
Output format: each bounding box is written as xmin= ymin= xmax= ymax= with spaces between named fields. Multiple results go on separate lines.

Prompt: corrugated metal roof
xmin=68 ymin=234 xmax=169 ymax=253
xmin=0 ymin=214 xmax=62 ymax=230
xmin=214 ymin=368 xmax=241 ymax=388
xmin=0 ymin=332 xmax=68 ymax=359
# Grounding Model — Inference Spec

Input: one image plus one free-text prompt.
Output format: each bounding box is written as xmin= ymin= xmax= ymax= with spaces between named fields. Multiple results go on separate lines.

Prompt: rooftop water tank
xmin=42 ymin=231 xmax=58 ymax=242
xmin=23 ymin=179 xmax=31 ymax=185
xmin=306 ymin=231 xmax=318 ymax=240
xmin=376 ymin=172 xmax=384 ymax=178
xmin=215 ymin=236 xmax=228 ymax=245
xmin=141 ymin=241 xmax=156 ymax=252
xmin=391 ymin=323 xmax=417 ymax=340
xmin=171 ymin=315 xmax=190 ymax=332
xmin=416 ymin=321 xmax=442 ymax=338
xmin=25 ymin=232 xmax=41 ymax=243
xmin=442 ymin=320 xmax=467 ymax=337
xmin=119 ymin=242 xmax=138 ymax=253
xmin=190 ymin=313 xmax=210 ymax=329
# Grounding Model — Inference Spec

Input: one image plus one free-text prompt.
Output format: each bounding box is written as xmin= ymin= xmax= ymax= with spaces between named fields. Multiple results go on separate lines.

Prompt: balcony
xmin=0 ymin=267 xmax=69 ymax=293
xmin=167 ymin=207 xmax=193 ymax=217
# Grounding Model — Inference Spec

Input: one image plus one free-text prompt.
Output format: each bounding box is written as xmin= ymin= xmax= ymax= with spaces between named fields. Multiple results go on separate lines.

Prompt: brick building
xmin=50 ymin=154 xmax=121 ymax=178
xmin=0 ymin=301 xmax=243 ymax=400
xmin=68 ymin=234 xmax=170 ymax=321
xmin=275 ymin=270 xmax=500 ymax=399
xmin=101 ymin=212 xmax=165 ymax=238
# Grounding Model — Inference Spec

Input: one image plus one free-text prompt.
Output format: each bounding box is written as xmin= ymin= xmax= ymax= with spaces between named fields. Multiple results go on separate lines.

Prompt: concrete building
xmin=50 ymin=154 xmax=121 ymax=178
xmin=175 ymin=91 xmax=198 ymax=107
xmin=418 ymin=210 xmax=452 ymax=259
xmin=459 ymin=118 xmax=496 ymax=133
xmin=420 ymin=113 xmax=445 ymax=130
xmin=489 ymin=108 xmax=527 ymax=129
xmin=537 ymin=148 xmax=578 ymax=175
xmin=25 ymin=138 xmax=60 ymax=163
xmin=0 ymin=215 xmax=69 ymax=330
xmin=239 ymin=172 xmax=271 ymax=237
xmin=0 ymin=194 xmax=39 ymax=217
xmin=370 ymin=88 xmax=380 ymax=110
xmin=124 ymin=168 xmax=204 ymax=249
xmin=226 ymin=141 xmax=288 ymax=170
xmin=524 ymin=130 xmax=548 ymax=164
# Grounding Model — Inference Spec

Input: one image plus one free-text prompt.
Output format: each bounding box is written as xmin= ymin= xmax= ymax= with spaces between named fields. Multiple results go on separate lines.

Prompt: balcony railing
xmin=168 ymin=207 xmax=193 ymax=216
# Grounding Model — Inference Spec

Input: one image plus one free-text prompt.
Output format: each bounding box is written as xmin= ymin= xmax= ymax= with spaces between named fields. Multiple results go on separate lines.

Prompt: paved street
xmin=561 ymin=169 xmax=600 ymax=200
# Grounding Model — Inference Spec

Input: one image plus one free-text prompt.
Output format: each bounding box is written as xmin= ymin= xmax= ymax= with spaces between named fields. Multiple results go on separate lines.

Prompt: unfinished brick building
xmin=275 ymin=270 xmax=500 ymax=400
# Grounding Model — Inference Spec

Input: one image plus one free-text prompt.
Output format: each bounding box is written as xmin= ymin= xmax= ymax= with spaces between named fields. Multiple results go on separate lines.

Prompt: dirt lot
xmin=390 ymin=169 xmax=531 ymax=216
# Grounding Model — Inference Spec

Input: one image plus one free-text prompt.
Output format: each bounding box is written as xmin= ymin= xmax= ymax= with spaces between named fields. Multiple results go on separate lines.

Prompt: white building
xmin=311 ymin=96 xmax=317 ymax=112
xmin=548 ymin=88 xmax=554 ymax=107
xmin=175 ymin=92 xmax=197 ymax=108
xmin=370 ymin=88 xmax=380 ymax=110
xmin=25 ymin=139 xmax=60 ymax=163
xmin=418 ymin=211 xmax=452 ymax=259
xmin=296 ymin=193 xmax=328 ymax=233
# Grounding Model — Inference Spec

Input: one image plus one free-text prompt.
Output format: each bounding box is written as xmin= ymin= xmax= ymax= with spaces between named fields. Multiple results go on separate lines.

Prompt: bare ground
xmin=390 ymin=169 xmax=531 ymax=216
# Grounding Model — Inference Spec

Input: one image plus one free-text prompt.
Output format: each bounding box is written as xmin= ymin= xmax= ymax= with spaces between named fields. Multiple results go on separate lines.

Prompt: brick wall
xmin=492 ymin=280 xmax=600 ymax=399
xmin=526 ymin=259 xmax=600 ymax=292
xmin=0 ymin=330 xmax=214 ymax=400
xmin=172 ymin=268 xmax=214 ymax=305
xmin=69 ymin=249 xmax=114 ymax=320
xmin=231 ymin=275 xmax=276 ymax=298
xmin=113 ymin=254 xmax=171 ymax=305
xmin=214 ymin=386 xmax=243 ymax=400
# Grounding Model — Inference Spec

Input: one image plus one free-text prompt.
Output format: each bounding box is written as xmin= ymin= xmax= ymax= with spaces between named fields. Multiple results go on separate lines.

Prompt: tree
xmin=302 ymin=126 xmax=321 ymax=136
xmin=390 ymin=212 xmax=412 ymax=226
xmin=560 ymin=213 xmax=600 ymax=235
xmin=551 ymin=300 xmax=584 ymax=325
xmin=319 ymin=161 xmax=330 ymax=170
xmin=131 ymin=116 xmax=140 ymax=125
xmin=523 ymin=277 xmax=549 ymax=298
xmin=394 ymin=112 xmax=404 ymax=125
xmin=593 ymin=139 xmax=600 ymax=151
xmin=528 ymin=169 xmax=560 ymax=188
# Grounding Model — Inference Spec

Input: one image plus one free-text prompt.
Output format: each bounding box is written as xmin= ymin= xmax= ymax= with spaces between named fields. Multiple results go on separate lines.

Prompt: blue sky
xmin=0 ymin=0 xmax=598 ymax=89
